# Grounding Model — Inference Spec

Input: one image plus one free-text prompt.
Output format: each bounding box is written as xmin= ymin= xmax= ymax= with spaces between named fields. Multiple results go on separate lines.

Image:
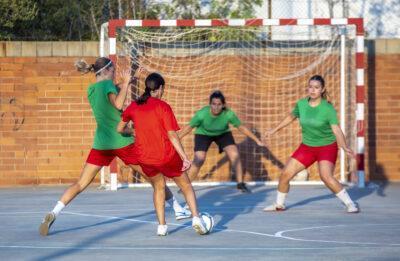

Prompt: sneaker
xmin=175 ymin=208 xmax=192 ymax=220
xmin=39 ymin=212 xmax=56 ymax=236
xmin=237 ymin=182 xmax=251 ymax=193
xmin=346 ymin=202 xmax=360 ymax=213
xmin=263 ymin=203 xmax=286 ymax=212
xmin=192 ymin=216 xmax=207 ymax=235
xmin=157 ymin=224 xmax=168 ymax=236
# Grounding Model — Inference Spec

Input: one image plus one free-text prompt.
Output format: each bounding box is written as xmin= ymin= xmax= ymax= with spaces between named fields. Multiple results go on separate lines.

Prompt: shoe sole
xmin=175 ymin=215 xmax=191 ymax=221
xmin=263 ymin=207 xmax=285 ymax=212
xmin=192 ymin=224 xmax=206 ymax=235
xmin=347 ymin=209 xmax=360 ymax=213
xmin=39 ymin=213 xmax=55 ymax=236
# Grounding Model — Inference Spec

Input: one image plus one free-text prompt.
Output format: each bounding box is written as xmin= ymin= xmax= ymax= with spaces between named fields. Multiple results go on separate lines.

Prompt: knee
xmin=279 ymin=169 xmax=293 ymax=183
xmin=193 ymin=156 xmax=205 ymax=167
xmin=319 ymin=173 xmax=334 ymax=184
xmin=71 ymin=182 xmax=83 ymax=193
xmin=152 ymin=178 xmax=166 ymax=191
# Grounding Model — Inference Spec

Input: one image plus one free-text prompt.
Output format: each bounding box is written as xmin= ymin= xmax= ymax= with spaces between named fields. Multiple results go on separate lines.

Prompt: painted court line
xmin=0 ymin=245 xmax=398 ymax=251
xmin=64 ymin=212 xmax=400 ymax=246
xmin=275 ymin=224 xmax=400 ymax=246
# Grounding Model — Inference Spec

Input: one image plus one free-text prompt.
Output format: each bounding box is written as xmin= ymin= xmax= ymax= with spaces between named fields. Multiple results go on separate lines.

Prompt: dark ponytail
xmin=136 ymin=73 xmax=165 ymax=105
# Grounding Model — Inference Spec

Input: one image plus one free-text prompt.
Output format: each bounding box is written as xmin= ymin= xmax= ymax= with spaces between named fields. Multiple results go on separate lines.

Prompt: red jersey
xmin=122 ymin=97 xmax=180 ymax=165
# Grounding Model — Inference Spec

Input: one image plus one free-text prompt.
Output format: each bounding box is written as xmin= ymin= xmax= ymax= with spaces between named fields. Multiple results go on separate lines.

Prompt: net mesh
xmin=109 ymin=24 xmax=357 ymax=184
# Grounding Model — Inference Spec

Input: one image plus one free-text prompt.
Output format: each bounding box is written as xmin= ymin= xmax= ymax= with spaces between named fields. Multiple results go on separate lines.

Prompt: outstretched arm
xmin=178 ymin=125 xmax=194 ymax=139
xmin=237 ymin=125 xmax=264 ymax=146
xmin=264 ymin=113 xmax=296 ymax=139
xmin=331 ymin=124 xmax=356 ymax=158
xmin=168 ymin=130 xmax=191 ymax=171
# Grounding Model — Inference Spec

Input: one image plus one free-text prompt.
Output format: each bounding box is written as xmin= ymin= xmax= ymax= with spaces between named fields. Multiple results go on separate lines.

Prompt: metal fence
xmin=255 ymin=0 xmax=400 ymax=39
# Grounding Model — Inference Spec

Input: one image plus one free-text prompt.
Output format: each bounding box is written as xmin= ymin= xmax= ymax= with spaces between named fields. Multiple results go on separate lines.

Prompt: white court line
xmin=65 ymin=212 xmax=400 ymax=246
xmin=0 ymin=245 xmax=397 ymax=251
xmin=275 ymin=224 xmax=400 ymax=246
xmin=65 ymin=211 xmax=277 ymax=237
xmin=3 ymin=211 xmax=399 ymax=248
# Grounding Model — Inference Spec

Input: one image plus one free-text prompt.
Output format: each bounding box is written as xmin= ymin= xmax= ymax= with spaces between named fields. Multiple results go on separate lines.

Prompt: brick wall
xmin=0 ymin=42 xmax=97 ymax=186
xmin=0 ymin=40 xmax=399 ymax=186
xmin=366 ymin=40 xmax=400 ymax=181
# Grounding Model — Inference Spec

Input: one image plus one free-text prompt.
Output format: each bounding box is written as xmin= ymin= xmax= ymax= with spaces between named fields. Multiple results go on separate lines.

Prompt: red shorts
xmin=291 ymin=142 xmax=338 ymax=168
xmin=86 ymin=144 xmax=139 ymax=166
xmin=139 ymin=152 xmax=183 ymax=178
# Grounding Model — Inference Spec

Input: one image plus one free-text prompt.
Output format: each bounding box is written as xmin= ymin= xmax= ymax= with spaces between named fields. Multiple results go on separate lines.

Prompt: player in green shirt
xmin=179 ymin=91 xmax=265 ymax=193
xmin=263 ymin=75 xmax=359 ymax=213
xmin=39 ymin=58 xmax=189 ymax=237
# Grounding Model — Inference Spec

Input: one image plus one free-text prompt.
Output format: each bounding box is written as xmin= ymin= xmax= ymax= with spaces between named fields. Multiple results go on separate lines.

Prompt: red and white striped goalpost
xmin=100 ymin=18 xmax=365 ymax=189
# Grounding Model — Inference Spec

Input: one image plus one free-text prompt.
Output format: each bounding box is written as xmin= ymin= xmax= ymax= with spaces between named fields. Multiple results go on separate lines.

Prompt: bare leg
xmin=173 ymin=172 xmax=200 ymax=217
xmin=318 ymin=160 xmax=342 ymax=193
xmin=263 ymin=158 xmax=306 ymax=211
xmin=277 ymin=158 xmax=306 ymax=193
xmin=187 ymin=151 xmax=206 ymax=181
xmin=60 ymin=163 xmax=102 ymax=205
xmin=148 ymin=173 xmax=166 ymax=225
xmin=129 ymin=164 xmax=173 ymax=200
xmin=40 ymin=163 xmax=102 ymax=236
xmin=223 ymin=145 xmax=244 ymax=183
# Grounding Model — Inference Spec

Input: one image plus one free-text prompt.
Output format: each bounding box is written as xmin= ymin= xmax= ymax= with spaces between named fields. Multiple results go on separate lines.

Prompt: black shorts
xmin=194 ymin=132 xmax=236 ymax=153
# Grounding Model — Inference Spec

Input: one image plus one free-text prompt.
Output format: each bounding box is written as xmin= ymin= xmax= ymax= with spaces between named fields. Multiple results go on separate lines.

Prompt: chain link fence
xmin=255 ymin=0 xmax=400 ymax=38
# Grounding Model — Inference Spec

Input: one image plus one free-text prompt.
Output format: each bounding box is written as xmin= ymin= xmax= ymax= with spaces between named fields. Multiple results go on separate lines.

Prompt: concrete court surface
xmin=0 ymin=183 xmax=399 ymax=260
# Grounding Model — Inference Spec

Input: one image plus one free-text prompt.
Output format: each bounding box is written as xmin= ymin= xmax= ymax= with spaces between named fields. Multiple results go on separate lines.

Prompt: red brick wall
xmin=0 ymin=57 xmax=97 ymax=186
xmin=0 ymin=41 xmax=399 ymax=186
xmin=366 ymin=50 xmax=400 ymax=181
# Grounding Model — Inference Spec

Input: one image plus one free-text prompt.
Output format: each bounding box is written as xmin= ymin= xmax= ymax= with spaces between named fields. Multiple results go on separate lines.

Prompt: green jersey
xmin=189 ymin=106 xmax=241 ymax=136
xmin=87 ymin=80 xmax=133 ymax=150
xmin=292 ymin=98 xmax=338 ymax=146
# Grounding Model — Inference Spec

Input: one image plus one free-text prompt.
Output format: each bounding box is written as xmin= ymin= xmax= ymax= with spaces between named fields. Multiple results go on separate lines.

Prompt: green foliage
xmin=0 ymin=0 xmax=263 ymax=41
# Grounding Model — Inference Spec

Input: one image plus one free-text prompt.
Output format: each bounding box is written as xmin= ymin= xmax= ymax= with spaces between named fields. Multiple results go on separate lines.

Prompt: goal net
xmin=100 ymin=19 xmax=365 ymax=188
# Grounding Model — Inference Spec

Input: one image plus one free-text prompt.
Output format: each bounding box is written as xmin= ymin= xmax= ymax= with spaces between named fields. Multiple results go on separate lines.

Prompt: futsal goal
xmin=99 ymin=18 xmax=365 ymax=189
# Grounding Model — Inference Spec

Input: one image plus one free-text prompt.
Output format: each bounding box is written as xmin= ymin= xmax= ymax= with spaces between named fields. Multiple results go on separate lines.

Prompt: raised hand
xmin=263 ymin=128 xmax=275 ymax=141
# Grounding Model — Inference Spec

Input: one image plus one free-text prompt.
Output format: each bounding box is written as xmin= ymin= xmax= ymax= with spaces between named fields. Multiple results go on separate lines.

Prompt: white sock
xmin=276 ymin=191 xmax=287 ymax=206
xmin=51 ymin=201 xmax=65 ymax=217
xmin=167 ymin=196 xmax=184 ymax=213
xmin=336 ymin=189 xmax=353 ymax=205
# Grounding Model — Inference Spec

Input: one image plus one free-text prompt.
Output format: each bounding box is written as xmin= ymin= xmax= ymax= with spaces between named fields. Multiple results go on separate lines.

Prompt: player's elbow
xmin=114 ymin=103 xmax=123 ymax=111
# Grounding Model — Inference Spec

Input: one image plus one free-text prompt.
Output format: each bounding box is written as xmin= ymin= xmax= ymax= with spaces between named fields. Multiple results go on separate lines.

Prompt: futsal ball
xmin=200 ymin=212 xmax=214 ymax=234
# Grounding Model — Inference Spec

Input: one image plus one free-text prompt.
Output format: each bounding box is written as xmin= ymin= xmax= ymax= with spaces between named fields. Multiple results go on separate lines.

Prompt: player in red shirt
xmin=118 ymin=73 xmax=208 ymax=236
xmin=38 ymin=58 xmax=189 ymax=237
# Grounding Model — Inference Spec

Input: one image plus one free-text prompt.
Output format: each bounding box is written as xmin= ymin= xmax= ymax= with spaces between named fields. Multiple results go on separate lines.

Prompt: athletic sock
xmin=51 ymin=201 xmax=65 ymax=217
xmin=336 ymin=189 xmax=353 ymax=205
xmin=167 ymin=196 xmax=184 ymax=213
xmin=276 ymin=191 xmax=287 ymax=206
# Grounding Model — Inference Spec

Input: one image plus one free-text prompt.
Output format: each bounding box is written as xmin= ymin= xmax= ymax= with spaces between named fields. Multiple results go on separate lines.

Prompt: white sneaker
xmin=263 ymin=203 xmax=286 ymax=212
xmin=157 ymin=224 xmax=168 ymax=236
xmin=175 ymin=208 xmax=192 ymax=220
xmin=192 ymin=216 xmax=207 ymax=235
xmin=346 ymin=202 xmax=360 ymax=213
xmin=39 ymin=212 xmax=56 ymax=236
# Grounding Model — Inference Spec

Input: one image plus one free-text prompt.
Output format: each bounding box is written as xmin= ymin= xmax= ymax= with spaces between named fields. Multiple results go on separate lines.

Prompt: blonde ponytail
xmin=74 ymin=59 xmax=94 ymax=74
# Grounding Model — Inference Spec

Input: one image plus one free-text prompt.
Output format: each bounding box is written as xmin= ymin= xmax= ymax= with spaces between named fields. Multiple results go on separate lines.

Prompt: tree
xmin=0 ymin=0 xmax=263 ymax=40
